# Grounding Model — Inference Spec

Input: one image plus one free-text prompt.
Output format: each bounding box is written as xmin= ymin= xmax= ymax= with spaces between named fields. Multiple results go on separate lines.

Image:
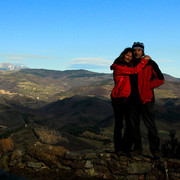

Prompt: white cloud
xmin=0 ymin=53 xmax=61 ymax=61
xmin=69 ymin=57 xmax=112 ymax=67
xmin=6 ymin=56 xmax=27 ymax=60
xmin=156 ymin=59 xmax=173 ymax=62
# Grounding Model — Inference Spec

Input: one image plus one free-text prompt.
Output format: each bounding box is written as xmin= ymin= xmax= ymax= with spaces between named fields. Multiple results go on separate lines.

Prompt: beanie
xmin=132 ymin=42 xmax=144 ymax=51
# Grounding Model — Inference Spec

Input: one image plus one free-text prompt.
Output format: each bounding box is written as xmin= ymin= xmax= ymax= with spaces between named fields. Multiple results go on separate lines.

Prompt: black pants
xmin=112 ymin=98 xmax=132 ymax=152
xmin=129 ymin=102 xmax=160 ymax=154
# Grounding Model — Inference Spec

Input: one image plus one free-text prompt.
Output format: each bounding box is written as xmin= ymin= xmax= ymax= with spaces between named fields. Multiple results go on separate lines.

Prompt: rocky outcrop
xmin=0 ymin=138 xmax=14 ymax=153
xmin=0 ymin=141 xmax=179 ymax=180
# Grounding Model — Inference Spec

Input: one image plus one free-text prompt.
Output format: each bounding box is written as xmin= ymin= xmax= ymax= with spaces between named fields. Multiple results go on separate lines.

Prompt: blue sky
xmin=0 ymin=0 xmax=180 ymax=78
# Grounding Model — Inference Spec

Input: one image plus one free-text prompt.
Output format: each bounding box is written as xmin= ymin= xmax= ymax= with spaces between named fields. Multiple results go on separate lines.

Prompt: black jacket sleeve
xmin=148 ymin=60 xmax=164 ymax=80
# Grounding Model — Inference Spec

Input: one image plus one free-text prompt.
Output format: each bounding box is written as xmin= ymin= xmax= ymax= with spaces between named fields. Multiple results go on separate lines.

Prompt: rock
xmin=167 ymin=158 xmax=180 ymax=171
xmin=9 ymin=160 xmax=18 ymax=167
xmin=119 ymin=161 xmax=128 ymax=167
xmin=100 ymin=152 xmax=111 ymax=160
xmin=27 ymin=142 xmax=68 ymax=167
xmin=0 ymin=147 xmax=179 ymax=179
xmin=27 ymin=161 xmax=42 ymax=169
xmin=113 ymin=175 xmax=126 ymax=180
xmin=131 ymin=155 xmax=151 ymax=162
xmin=84 ymin=153 xmax=98 ymax=159
xmin=27 ymin=146 xmax=58 ymax=167
xmin=126 ymin=175 xmax=139 ymax=180
xmin=0 ymin=138 xmax=14 ymax=153
xmin=84 ymin=160 xmax=93 ymax=169
xmin=127 ymin=161 xmax=151 ymax=174
xmin=34 ymin=142 xmax=68 ymax=157
xmin=142 ymin=156 xmax=152 ymax=162
xmin=71 ymin=160 xmax=86 ymax=169
xmin=15 ymin=162 xmax=26 ymax=169
xmin=103 ymin=173 xmax=114 ymax=179
xmin=0 ymin=154 xmax=9 ymax=171
xmin=169 ymin=172 xmax=180 ymax=180
xmin=61 ymin=165 xmax=71 ymax=171
xmin=56 ymin=162 xmax=63 ymax=169
xmin=118 ymin=156 xmax=130 ymax=162
xmin=65 ymin=151 xmax=83 ymax=160
xmin=138 ymin=174 xmax=145 ymax=180
xmin=146 ymin=169 xmax=165 ymax=180
xmin=61 ymin=159 xmax=72 ymax=166
xmin=131 ymin=155 xmax=144 ymax=161
xmin=108 ymin=160 xmax=126 ymax=175
xmin=11 ymin=149 xmax=24 ymax=161
xmin=75 ymin=169 xmax=84 ymax=176
xmin=92 ymin=159 xmax=106 ymax=165
xmin=0 ymin=152 xmax=3 ymax=159
xmin=94 ymin=165 xmax=109 ymax=173
xmin=84 ymin=168 xmax=98 ymax=176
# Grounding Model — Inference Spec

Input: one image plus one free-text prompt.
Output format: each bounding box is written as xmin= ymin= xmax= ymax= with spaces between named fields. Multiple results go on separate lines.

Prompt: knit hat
xmin=132 ymin=42 xmax=144 ymax=51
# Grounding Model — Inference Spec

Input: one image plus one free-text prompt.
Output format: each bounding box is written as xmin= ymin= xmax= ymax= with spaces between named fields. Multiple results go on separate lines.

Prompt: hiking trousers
xmin=129 ymin=102 xmax=160 ymax=154
xmin=112 ymin=98 xmax=132 ymax=152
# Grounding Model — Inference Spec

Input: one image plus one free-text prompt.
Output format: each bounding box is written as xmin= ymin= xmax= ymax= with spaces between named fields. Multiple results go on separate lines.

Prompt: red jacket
xmin=136 ymin=60 xmax=164 ymax=103
xmin=111 ymin=58 xmax=148 ymax=99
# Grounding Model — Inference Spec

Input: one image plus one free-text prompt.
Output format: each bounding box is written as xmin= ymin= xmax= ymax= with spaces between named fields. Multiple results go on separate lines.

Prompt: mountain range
xmin=0 ymin=68 xmax=179 ymax=151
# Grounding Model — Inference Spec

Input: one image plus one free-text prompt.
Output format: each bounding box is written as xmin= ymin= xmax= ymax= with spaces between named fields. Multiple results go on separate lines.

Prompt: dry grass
xmin=81 ymin=131 xmax=110 ymax=141
xmin=78 ymin=136 xmax=105 ymax=149
xmin=33 ymin=126 xmax=68 ymax=145
xmin=155 ymin=89 xmax=179 ymax=99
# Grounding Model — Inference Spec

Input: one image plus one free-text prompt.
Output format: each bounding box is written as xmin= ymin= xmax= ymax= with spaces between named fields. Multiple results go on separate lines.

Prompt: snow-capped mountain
xmin=0 ymin=63 xmax=27 ymax=70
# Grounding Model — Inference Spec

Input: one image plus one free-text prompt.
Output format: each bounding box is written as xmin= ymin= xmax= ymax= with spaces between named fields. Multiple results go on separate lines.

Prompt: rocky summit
xmin=0 ymin=138 xmax=179 ymax=180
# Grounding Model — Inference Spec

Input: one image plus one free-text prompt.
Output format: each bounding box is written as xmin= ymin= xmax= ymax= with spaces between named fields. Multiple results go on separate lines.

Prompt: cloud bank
xmin=156 ymin=59 xmax=173 ymax=62
xmin=0 ymin=53 xmax=61 ymax=61
xmin=69 ymin=57 xmax=112 ymax=69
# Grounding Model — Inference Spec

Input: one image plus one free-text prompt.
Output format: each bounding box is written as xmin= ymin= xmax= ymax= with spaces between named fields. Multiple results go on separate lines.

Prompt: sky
xmin=0 ymin=0 xmax=180 ymax=78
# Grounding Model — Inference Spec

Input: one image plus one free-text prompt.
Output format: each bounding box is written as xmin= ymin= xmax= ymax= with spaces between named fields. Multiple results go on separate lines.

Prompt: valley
xmin=0 ymin=69 xmax=179 ymax=152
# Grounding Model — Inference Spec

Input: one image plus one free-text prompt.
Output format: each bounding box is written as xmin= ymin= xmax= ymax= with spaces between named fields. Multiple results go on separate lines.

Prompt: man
xmin=129 ymin=42 xmax=164 ymax=159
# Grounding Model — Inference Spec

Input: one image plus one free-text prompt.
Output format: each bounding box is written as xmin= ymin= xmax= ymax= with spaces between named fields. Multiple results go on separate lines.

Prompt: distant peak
xmin=0 ymin=63 xmax=28 ymax=70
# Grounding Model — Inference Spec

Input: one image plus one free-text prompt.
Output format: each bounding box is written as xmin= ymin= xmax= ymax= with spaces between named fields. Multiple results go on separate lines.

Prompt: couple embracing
xmin=111 ymin=42 xmax=164 ymax=159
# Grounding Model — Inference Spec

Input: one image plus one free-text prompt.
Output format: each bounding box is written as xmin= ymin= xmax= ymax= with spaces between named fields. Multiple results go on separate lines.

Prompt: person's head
xmin=114 ymin=48 xmax=133 ymax=64
xmin=132 ymin=42 xmax=145 ymax=59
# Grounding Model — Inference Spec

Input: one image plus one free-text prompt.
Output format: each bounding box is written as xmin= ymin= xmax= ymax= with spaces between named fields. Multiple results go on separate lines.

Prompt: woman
xmin=110 ymin=47 xmax=150 ymax=154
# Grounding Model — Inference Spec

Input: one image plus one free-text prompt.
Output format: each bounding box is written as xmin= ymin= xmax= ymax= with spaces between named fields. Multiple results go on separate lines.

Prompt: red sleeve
xmin=114 ymin=58 xmax=148 ymax=76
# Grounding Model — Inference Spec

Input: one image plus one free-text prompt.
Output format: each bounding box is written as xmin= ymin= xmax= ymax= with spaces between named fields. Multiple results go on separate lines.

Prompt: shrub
xmin=161 ymin=130 xmax=180 ymax=159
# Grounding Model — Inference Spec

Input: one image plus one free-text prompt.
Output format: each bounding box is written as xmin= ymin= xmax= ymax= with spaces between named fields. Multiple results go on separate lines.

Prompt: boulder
xmin=33 ymin=142 xmax=68 ymax=157
xmin=0 ymin=138 xmax=14 ymax=153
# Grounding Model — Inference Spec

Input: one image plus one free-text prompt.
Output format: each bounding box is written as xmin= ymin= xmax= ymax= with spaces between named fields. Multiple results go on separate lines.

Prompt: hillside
xmin=36 ymin=95 xmax=113 ymax=128
xmin=0 ymin=69 xmax=112 ymax=102
xmin=0 ymin=69 xmax=179 ymax=103
xmin=163 ymin=73 xmax=180 ymax=82
xmin=0 ymin=68 xmax=179 ymax=179
xmin=0 ymin=68 xmax=179 ymax=151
